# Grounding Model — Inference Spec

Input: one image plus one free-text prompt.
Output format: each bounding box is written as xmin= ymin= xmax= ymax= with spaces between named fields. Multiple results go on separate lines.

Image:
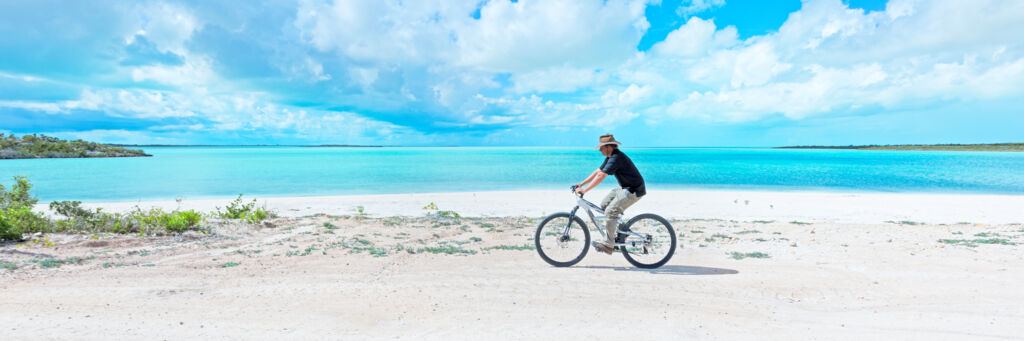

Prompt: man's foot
xmin=592 ymin=242 xmax=613 ymax=255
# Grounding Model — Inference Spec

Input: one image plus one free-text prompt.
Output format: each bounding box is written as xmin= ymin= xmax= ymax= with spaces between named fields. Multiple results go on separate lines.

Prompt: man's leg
xmin=601 ymin=188 xmax=640 ymax=246
xmin=597 ymin=188 xmax=621 ymax=246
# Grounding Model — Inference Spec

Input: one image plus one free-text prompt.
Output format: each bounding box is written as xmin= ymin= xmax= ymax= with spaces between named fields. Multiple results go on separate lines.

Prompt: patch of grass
xmin=423 ymin=202 xmax=461 ymax=219
xmin=220 ymin=262 xmax=240 ymax=268
xmin=789 ymin=221 xmax=812 ymax=225
xmin=690 ymin=230 xmax=704 ymax=234
xmin=754 ymin=238 xmax=768 ymax=242
xmin=751 ymin=220 xmax=775 ymax=224
xmin=483 ymin=244 xmax=535 ymax=251
xmin=470 ymin=237 xmax=483 ymax=242
xmin=31 ymin=256 xmax=85 ymax=268
xmin=1 ymin=261 xmax=17 ymax=270
xmin=323 ymin=222 xmax=339 ymax=229
xmin=711 ymin=233 xmax=732 ymax=239
xmin=730 ymin=252 xmax=771 ymax=260
xmin=772 ymin=232 xmax=782 ymax=235
xmin=475 ymin=222 xmax=495 ymax=228
xmin=418 ymin=245 xmax=476 ymax=255
xmin=974 ymin=232 xmax=998 ymax=237
xmin=885 ymin=220 xmax=924 ymax=226
xmin=951 ymin=231 xmax=963 ymax=235
xmin=938 ymin=238 xmax=1016 ymax=247
xmin=735 ymin=230 xmax=760 ymax=235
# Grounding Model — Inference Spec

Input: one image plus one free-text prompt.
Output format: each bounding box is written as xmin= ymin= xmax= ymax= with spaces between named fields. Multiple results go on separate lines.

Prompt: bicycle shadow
xmin=578 ymin=265 xmax=738 ymax=276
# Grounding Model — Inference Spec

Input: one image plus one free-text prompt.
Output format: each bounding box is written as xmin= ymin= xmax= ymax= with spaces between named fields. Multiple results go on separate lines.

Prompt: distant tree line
xmin=0 ymin=134 xmax=151 ymax=159
xmin=777 ymin=143 xmax=1024 ymax=152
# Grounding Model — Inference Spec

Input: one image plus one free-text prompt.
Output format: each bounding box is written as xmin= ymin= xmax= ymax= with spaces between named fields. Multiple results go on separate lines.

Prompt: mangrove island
xmin=0 ymin=134 xmax=151 ymax=159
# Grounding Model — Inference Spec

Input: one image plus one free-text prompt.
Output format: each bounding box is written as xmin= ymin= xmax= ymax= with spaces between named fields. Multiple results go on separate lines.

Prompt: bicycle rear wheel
xmin=535 ymin=212 xmax=590 ymax=267
xmin=620 ymin=213 xmax=676 ymax=269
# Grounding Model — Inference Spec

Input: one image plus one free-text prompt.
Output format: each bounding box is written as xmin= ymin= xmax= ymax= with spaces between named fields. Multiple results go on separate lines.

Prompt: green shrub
xmin=217 ymin=195 xmax=257 ymax=220
xmin=3 ymin=202 xmax=52 ymax=234
xmin=161 ymin=210 xmax=203 ymax=233
xmin=0 ymin=211 xmax=23 ymax=241
xmin=49 ymin=200 xmax=94 ymax=220
xmin=0 ymin=176 xmax=38 ymax=210
xmin=245 ymin=208 xmax=269 ymax=224
xmin=49 ymin=201 xmax=203 ymax=235
xmin=217 ymin=195 xmax=271 ymax=224
xmin=0 ymin=176 xmax=52 ymax=235
xmin=179 ymin=210 xmax=201 ymax=226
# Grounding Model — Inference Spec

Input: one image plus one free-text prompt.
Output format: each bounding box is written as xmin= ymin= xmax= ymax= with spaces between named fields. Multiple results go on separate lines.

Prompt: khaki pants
xmin=598 ymin=187 xmax=641 ymax=245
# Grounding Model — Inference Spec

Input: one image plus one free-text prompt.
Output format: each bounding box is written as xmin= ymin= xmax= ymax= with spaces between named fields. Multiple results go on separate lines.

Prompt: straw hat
xmin=594 ymin=134 xmax=622 ymax=149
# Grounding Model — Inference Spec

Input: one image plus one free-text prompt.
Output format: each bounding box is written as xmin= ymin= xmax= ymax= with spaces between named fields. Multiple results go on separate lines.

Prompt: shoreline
xmin=59 ymin=189 xmax=1024 ymax=225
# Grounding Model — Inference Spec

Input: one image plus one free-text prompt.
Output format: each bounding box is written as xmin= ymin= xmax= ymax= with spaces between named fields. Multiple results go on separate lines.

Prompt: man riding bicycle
xmin=574 ymin=134 xmax=646 ymax=255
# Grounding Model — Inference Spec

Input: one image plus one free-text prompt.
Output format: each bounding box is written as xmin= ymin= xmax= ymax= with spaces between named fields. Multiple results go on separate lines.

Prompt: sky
xmin=1 ymin=0 xmax=1022 ymax=147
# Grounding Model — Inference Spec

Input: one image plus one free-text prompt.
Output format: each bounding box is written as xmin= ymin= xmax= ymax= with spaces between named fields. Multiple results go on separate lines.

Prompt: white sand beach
xmin=4 ymin=190 xmax=1024 ymax=339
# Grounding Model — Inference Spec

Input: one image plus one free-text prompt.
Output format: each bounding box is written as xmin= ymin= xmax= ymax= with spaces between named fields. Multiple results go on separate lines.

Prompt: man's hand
xmin=574 ymin=186 xmax=586 ymax=195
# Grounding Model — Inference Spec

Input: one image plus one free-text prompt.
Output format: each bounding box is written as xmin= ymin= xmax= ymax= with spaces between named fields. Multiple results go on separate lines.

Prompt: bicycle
xmin=534 ymin=185 xmax=677 ymax=269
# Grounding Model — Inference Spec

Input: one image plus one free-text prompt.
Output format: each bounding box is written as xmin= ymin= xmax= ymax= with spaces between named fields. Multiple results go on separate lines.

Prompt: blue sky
xmin=1 ymin=0 xmax=1022 ymax=146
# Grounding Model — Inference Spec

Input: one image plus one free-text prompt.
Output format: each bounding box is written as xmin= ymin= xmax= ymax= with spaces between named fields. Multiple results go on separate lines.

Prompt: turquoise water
xmin=1 ymin=147 xmax=1022 ymax=202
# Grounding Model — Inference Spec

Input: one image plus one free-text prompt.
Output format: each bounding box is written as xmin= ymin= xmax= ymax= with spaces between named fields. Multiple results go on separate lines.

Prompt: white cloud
xmin=510 ymin=67 xmax=607 ymax=94
xmin=456 ymin=0 xmax=649 ymax=72
xmin=633 ymin=0 xmax=1024 ymax=123
xmin=129 ymin=1 xmax=200 ymax=55
xmin=130 ymin=57 xmax=218 ymax=88
xmin=676 ymin=0 xmax=726 ymax=18
xmin=295 ymin=0 xmax=471 ymax=63
xmin=652 ymin=17 xmax=738 ymax=57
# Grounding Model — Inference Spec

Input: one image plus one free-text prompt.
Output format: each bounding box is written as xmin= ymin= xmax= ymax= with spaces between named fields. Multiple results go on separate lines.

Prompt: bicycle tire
xmin=534 ymin=212 xmax=590 ymax=267
xmin=619 ymin=213 xmax=676 ymax=269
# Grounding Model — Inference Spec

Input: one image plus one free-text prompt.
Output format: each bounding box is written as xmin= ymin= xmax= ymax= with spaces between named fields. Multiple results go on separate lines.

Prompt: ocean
xmin=1 ymin=147 xmax=1022 ymax=202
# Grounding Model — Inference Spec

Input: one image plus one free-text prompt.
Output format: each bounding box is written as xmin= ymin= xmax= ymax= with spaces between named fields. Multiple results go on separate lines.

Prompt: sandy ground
xmin=3 ymin=190 xmax=1024 ymax=339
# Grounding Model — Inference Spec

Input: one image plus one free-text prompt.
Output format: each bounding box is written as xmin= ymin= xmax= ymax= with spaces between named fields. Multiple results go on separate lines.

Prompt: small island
xmin=1 ymin=134 xmax=151 ymax=159
xmin=777 ymin=143 xmax=1024 ymax=152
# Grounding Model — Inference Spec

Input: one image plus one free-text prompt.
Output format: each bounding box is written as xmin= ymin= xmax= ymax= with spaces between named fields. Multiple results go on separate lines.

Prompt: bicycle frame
xmin=565 ymin=193 xmax=647 ymax=246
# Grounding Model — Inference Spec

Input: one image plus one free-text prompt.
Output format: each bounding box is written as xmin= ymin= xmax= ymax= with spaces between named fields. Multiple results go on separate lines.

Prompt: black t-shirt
xmin=599 ymin=149 xmax=646 ymax=197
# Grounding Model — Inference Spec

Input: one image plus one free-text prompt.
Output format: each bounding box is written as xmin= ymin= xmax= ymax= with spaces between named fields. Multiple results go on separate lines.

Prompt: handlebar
xmin=570 ymin=184 xmax=583 ymax=198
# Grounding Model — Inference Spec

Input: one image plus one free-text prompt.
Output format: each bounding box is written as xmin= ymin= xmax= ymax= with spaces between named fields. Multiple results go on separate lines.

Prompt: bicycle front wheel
xmin=534 ymin=212 xmax=590 ymax=267
xmin=620 ymin=213 xmax=676 ymax=269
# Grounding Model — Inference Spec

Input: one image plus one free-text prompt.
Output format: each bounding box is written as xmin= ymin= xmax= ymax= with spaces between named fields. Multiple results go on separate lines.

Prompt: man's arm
xmin=576 ymin=170 xmax=608 ymax=195
xmin=576 ymin=169 xmax=601 ymax=187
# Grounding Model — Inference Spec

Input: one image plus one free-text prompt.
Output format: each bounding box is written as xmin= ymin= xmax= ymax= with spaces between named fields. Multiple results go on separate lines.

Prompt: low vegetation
xmin=0 ymin=176 xmax=274 ymax=241
xmin=0 ymin=134 xmax=150 ymax=159
xmin=730 ymin=252 xmax=771 ymax=260
xmin=216 ymin=195 xmax=270 ymax=224
xmin=938 ymin=238 xmax=1015 ymax=247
